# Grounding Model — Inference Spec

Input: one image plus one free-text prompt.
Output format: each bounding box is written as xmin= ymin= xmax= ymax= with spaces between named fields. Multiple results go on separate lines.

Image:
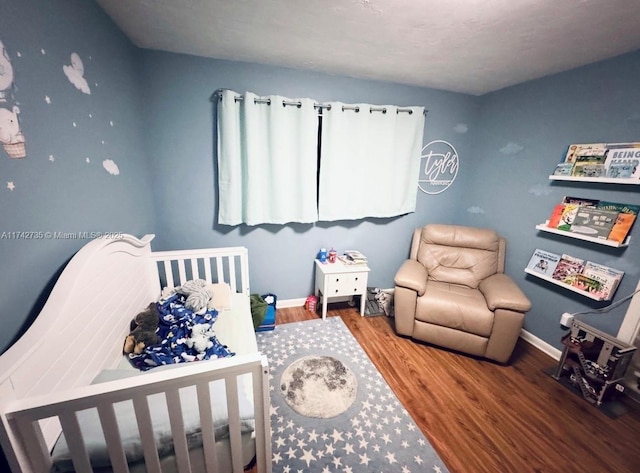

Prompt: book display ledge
xmin=535 ymin=222 xmax=630 ymax=248
xmin=524 ymin=268 xmax=610 ymax=301
xmin=549 ymin=175 xmax=640 ymax=185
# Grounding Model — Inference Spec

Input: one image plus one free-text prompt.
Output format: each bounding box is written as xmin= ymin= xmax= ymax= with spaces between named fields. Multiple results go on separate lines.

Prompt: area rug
xmin=256 ymin=317 xmax=449 ymax=472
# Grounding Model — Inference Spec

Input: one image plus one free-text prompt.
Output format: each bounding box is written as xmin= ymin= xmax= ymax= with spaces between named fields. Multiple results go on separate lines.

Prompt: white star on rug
xmin=257 ymin=318 xmax=449 ymax=472
xmin=300 ymin=449 xmax=316 ymax=467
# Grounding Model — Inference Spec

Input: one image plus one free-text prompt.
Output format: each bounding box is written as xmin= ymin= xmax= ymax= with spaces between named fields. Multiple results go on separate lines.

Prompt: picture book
xmin=564 ymin=143 xmax=606 ymax=164
xmin=556 ymin=203 xmax=580 ymax=231
xmin=561 ymin=196 xmax=599 ymax=207
xmin=606 ymin=159 xmax=638 ymax=178
xmin=551 ymin=254 xmax=585 ymax=283
xmin=581 ymin=261 xmax=624 ymax=300
xmin=547 ymin=204 xmax=565 ymax=228
xmin=603 ymin=144 xmax=640 ymax=178
xmin=526 ymin=249 xmax=561 ymax=276
xmin=571 ymin=154 xmax=607 ymax=176
xmin=596 ymin=201 xmax=640 ymax=215
xmin=597 ymin=201 xmax=639 ymax=243
xmin=568 ymin=274 xmax=602 ymax=294
xmin=553 ymin=163 xmax=574 ymax=176
xmin=608 ymin=213 xmax=637 ymax=244
xmin=569 ymin=207 xmax=619 ymax=240
xmin=571 ymin=163 xmax=605 ymax=178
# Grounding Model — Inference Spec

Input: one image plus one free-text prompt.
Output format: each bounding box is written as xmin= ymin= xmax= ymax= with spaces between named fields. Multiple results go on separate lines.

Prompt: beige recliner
xmin=394 ymin=224 xmax=532 ymax=364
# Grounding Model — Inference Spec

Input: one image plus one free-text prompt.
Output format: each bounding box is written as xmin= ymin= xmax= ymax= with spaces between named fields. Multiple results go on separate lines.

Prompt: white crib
xmin=0 ymin=234 xmax=271 ymax=473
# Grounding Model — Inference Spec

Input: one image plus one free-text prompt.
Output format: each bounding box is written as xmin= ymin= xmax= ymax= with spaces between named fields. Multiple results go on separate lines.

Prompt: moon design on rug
xmin=280 ymin=355 xmax=357 ymax=418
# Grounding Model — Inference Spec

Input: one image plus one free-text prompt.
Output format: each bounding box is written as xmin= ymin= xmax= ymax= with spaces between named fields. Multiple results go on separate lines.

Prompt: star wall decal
xmin=44 ymin=95 xmax=51 ymax=104
xmin=7 ymin=181 xmax=15 ymax=191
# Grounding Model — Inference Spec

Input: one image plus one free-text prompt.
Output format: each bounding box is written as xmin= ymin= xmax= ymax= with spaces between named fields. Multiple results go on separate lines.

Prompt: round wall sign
xmin=418 ymin=140 xmax=459 ymax=194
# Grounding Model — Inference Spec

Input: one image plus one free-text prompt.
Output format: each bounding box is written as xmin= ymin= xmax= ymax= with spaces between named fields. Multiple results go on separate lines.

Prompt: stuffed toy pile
xmin=161 ymin=279 xmax=231 ymax=314
xmin=123 ymin=303 xmax=161 ymax=355
xmin=125 ymin=280 xmax=235 ymax=370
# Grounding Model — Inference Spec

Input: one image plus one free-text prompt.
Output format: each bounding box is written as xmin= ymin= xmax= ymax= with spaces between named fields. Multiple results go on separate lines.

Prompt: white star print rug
xmin=256 ymin=317 xmax=449 ymax=472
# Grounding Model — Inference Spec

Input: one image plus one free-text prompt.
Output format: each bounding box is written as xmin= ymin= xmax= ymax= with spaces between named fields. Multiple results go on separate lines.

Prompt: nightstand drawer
xmin=325 ymin=272 xmax=368 ymax=296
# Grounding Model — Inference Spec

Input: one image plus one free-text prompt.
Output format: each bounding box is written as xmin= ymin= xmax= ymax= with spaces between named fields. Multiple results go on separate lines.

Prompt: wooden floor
xmin=268 ymin=304 xmax=640 ymax=473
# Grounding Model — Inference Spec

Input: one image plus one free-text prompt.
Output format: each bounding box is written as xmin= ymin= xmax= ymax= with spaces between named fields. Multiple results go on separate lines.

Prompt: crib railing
xmin=4 ymin=353 xmax=271 ymax=473
xmin=150 ymin=247 xmax=250 ymax=296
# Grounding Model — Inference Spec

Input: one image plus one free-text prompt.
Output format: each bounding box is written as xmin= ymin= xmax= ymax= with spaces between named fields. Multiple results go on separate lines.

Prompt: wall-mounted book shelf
xmin=535 ymin=223 xmax=630 ymax=247
xmin=549 ymin=175 xmax=640 ymax=185
xmin=524 ymin=268 xmax=607 ymax=301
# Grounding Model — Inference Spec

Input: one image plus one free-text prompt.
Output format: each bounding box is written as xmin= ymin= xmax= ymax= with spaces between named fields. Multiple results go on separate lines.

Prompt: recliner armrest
xmin=479 ymin=273 xmax=532 ymax=312
xmin=394 ymin=260 xmax=428 ymax=296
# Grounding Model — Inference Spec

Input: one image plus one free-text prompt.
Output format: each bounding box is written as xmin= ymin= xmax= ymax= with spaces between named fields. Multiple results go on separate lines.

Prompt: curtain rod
xmin=211 ymin=91 xmax=428 ymax=116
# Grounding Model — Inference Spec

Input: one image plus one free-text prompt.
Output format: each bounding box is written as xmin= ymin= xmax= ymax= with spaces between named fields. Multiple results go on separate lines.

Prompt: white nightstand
xmin=314 ymin=259 xmax=370 ymax=320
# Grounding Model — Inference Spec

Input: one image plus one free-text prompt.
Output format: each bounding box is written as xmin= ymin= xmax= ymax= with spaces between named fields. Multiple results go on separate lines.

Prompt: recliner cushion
xmin=415 ymin=281 xmax=494 ymax=337
xmin=417 ymin=225 xmax=500 ymax=289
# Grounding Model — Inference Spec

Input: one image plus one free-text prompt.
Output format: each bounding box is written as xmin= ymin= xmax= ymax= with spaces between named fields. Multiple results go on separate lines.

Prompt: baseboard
xmin=276 ymin=297 xmax=307 ymax=309
xmin=519 ymin=329 xmax=562 ymax=361
xmin=276 ymin=295 xmax=359 ymax=308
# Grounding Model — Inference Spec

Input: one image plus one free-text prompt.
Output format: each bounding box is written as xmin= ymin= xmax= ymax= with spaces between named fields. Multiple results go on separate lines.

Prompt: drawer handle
xmin=335 ymin=289 xmax=339 ymax=293
xmin=354 ymin=277 xmax=358 ymax=281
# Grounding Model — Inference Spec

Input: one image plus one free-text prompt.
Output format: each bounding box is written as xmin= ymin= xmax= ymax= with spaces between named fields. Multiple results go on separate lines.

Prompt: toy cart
xmin=552 ymin=319 xmax=636 ymax=406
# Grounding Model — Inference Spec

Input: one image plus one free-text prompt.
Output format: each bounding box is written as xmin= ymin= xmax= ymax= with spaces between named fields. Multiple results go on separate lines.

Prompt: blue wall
xmin=467 ymin=51 xmax=640 ymax=349
xmin=1 ymin=0 xmax=638 ymax=357
xmin=139 ymin=51 xmax=480 ymax=302
xmin=0 ymin=0 xmax=156 ymax=353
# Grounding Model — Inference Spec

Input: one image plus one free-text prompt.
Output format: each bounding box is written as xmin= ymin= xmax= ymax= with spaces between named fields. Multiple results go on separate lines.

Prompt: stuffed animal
xmin=163 ymin=279 xmax=232 ymax=314
xmin=123 ymin=303 xmax=161 ymax=355
xmin=183 ymin=323 xmax=215 ymax=360
xmin=374 ymin=289 xmax=394 ymax=317
xmin=175 ymin=279 xmax=210 ymax=314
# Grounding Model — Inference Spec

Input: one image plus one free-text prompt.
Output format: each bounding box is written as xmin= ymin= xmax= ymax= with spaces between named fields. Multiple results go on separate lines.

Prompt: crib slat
xmin=97 ymin=403 xmax=130 ymax=473
xmin=196 ymin=381 xmax=219 ymax=473
xmin=177 ymin=260 xmax=187 ymax=285
xmin=164 ymin=260 xmax=175 ymax=288
xmin=190 ymin=258 xmax=200 ymax=280
xmin=228 ymin=257 xmax=237 ymax=293
xmin=204 ymin=257 xmax=213 ymax=283
xmin=215 ymin=258 xmax=225 ymax=288
xmin=229 ymin=256 xmax=244 ymax=292
xmin=254 ymin=358 xmax=272 ymax=473
xmin=11 ymin=418 xmax=52 ymax=472
xmin=132 ymin=396 xmax=162 ymax=473
xmin=225 ymin=376 xmax=243 ymax=473
xmin=59 ymin=412 xmax=93 ymax=472
xmin=165 ymin=388 xmax=191 ymax=473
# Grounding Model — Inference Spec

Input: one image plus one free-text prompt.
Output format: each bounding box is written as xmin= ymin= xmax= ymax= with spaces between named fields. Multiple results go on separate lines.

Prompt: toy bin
xmin=257 ymin=293 xmax=277 ymax=332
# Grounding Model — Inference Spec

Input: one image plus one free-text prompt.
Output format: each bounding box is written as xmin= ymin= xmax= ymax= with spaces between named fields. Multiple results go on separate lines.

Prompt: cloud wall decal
xmin=500 ymin=142 xmax=524 ymax=155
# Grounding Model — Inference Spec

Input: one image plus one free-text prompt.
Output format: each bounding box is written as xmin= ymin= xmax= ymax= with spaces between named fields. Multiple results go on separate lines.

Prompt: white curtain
xmin=318 ymin=103 xmax=425 ymax=221
xmin=217 ymin=90 xmax=319 ymax=225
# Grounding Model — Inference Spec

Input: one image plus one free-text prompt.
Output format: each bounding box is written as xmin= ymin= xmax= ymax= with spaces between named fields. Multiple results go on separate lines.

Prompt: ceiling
xmin=95 ymin=0 xmax=640 ymax=96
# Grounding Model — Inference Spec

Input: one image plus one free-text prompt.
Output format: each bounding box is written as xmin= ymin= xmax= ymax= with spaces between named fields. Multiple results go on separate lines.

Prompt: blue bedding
xmin=127 ymin=293 xmax=235 ymax=371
